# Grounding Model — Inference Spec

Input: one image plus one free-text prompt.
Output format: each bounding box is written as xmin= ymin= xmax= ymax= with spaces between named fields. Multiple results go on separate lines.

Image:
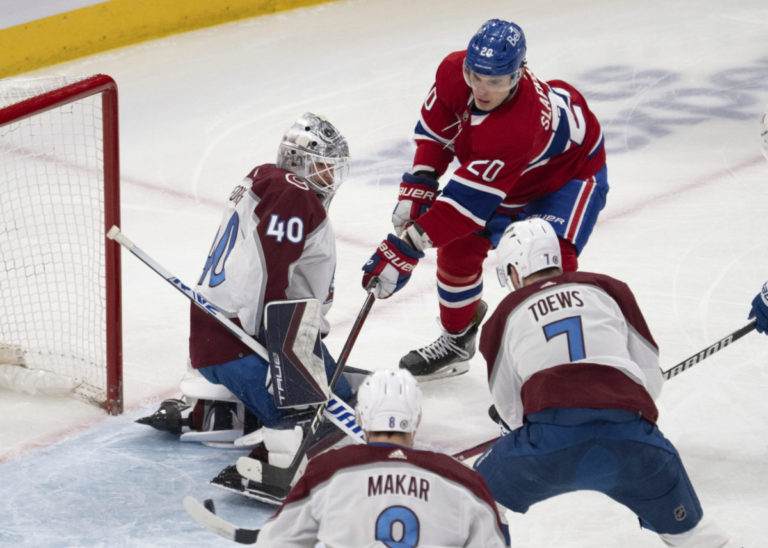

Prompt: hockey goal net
xmin=0 ymin=74 xmax=123 ymax=414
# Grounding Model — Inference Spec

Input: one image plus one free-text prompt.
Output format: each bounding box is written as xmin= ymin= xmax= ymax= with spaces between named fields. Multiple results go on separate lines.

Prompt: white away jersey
xmin=255 ymin=443 xmax=508 ymax=548
xmin=190 ymin=164 xmax=336 ymax=369
xmin=479 ymin=271 xmax=663 ymax=430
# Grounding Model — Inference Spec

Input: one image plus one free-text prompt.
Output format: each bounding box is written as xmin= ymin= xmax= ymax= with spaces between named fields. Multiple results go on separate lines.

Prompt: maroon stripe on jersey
xmin=188 ymin=164 xmax=329 ymax=369
xmin=275 ymin=443 xmax=503 ymax=530
xmin=480 ymin=271 xmax=658 ymax=381
xmin=520 ymin=362 xmax=659 ymax=423
xmin=247 ymin=165 xmax=328 ymax=305
xmin=189 ymin=304 xmax=252 ymax=368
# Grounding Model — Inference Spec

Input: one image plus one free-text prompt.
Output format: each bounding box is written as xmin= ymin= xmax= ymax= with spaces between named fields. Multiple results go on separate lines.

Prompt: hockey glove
xmin=392 ymin=172 xmax=439 ymax=234
xmin=749 ymin=281 xmax=768 ymax=334
xmin=362 ymin=234 xmax=424 ymax=299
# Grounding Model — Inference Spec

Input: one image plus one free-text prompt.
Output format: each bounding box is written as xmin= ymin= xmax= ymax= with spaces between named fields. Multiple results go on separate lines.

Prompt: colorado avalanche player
xmin=362 ymin=18 xmax=608 ymax=382
xmin=189 ymin=113 xmax=352 ymax=424
xmin=141 ymin=113 xmax=357 ymax=499
xmin=473 ymin=218 xmax=733 ymax=546
xmin=254 ymin=369 xmax=509 ymax=547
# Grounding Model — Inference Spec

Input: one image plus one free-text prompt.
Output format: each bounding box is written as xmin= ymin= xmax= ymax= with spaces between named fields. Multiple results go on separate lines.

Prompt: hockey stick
xmin=235 ymin=289 xmax=376 ymax=494
xmin=106 ymin=226 xmax=364 ymax=442
xmin=661 ymin=320 xmax=756 ymax=380
xmin=454 ymin=321 xmax=760 ymax=460
xmin=453 ymin=436 xmax=499 ymax=462
xmin=228 ymin=319 xmax=760 ymax=495
xmin=184 ymin=496 xmax=258 ymax=544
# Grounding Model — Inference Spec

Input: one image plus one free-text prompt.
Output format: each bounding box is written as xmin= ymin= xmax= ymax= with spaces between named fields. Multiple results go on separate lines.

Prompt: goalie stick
xmin=106 ymin=226 xmax=364 ymax=443
xmin=233 ymin=318 xmax=758 ymax=487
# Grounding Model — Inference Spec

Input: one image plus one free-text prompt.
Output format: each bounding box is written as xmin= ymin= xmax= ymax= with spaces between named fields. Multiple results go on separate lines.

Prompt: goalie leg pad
xmin=265 ymin=299 xmax=329 ymax=409
xmin=263 ymin=424 xmax=304 ymax=464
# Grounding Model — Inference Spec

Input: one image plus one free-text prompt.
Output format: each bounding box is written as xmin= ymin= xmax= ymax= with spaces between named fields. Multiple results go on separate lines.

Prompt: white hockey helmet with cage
xmin=496 ymin=217 xmax=562 ymax=290
xmin=356 ymin=369 xmax=422 ymax=434
xmin=277 ymin=112 xmax=350 ymax=208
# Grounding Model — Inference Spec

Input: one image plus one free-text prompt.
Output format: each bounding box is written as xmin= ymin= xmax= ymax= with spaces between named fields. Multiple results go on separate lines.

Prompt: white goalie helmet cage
xmin=356 ymin=369 xmax=422 ymax=434
xmin=496 ymin=217 xmax=562 ymax=290
xmin=276 ymin=112 xmax=350 ymax=208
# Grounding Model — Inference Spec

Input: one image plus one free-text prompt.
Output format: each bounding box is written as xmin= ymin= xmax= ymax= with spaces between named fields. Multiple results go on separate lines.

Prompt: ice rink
xmin=1 ymin=0 xmax=768 ymax=546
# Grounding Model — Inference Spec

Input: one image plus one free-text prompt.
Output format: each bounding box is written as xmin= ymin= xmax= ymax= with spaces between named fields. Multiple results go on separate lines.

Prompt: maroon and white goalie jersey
xmin=255 ymin=443 xmax=508 ymax=547
xmin=189 ymin=164 xmax=336 ymax=369
xmin=479 ymin=271 xmax=664 ymax=431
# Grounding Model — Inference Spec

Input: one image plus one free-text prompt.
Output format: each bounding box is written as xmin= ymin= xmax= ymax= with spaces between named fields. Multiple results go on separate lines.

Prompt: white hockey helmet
xmin=496 ymin=217 xmax=562 ymax=290
xmin=277 ymin=112 xmax=350 ymax=208
xmin=356 ymin=369 xmax=422 ymax=434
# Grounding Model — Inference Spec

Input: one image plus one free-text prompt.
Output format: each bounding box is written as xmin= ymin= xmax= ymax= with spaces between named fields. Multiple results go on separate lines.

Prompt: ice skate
xmin=210 ymin=463 xmax=290 ymax=506
xmin=210 ymin=407 xmax=351 ymax=504
xmin=400 ymin=300 xmax=488 ymax=382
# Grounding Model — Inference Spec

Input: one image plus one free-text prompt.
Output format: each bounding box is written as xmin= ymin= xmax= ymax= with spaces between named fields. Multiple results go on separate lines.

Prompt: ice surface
xmin=1 ymin=0 xmax=767 ymax=546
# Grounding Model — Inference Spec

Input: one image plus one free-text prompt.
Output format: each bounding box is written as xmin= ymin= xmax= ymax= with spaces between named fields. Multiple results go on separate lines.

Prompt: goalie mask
xmin=356 ymin=369 xmax=422 ymax=434
xmin=496 ymin=218 xmax=562 ymax=291
xmin=277 ymin=112 xmax=350 ymax=208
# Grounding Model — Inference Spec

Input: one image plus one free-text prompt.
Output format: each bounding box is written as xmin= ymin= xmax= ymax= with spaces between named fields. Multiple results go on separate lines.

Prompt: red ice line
xmin=6 ymin=154 xmax=762 ymax=459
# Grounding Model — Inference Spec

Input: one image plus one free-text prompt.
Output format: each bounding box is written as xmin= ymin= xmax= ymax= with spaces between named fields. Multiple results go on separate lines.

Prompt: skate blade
xmin=413 ymin=361 xmax=470 ymax=383
xmin=209 ymin=478 xmax=285 ymax=506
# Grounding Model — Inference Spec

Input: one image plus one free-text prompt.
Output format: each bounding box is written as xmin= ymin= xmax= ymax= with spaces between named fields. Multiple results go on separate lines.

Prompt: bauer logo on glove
xmin=392 ymin=172 xmax=440 ymax=235
xmin=399 ymin=185 xmax=437 ymax=202
xmin=378 ymin=240 xmax=418 ymax=272
xmin=362 ymin=234 xmax=424 ymax=299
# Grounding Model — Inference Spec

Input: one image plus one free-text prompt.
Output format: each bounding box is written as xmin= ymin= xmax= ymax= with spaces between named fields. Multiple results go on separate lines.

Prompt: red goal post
xmin=0 ymin=74 xmax=123 ymax=414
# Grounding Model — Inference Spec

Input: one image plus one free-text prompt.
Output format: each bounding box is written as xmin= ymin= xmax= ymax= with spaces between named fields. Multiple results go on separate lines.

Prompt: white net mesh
xmin=0 ymin=75 xmax=110 ymax=405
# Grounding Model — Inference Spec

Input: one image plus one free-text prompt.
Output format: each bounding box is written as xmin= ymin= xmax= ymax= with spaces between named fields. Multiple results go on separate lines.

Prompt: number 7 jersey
xmin=479 ymin=271 xmax=664 ymax=431
xmin=189 ymin=164 xmax=336 ymax=369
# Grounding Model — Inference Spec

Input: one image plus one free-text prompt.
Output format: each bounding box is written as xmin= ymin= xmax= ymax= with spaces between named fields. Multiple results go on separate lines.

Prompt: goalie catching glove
xmin=362 ymin=234 xmax=423 ymax=299
xmin=392 ymin=172 xmax=439 ymax=234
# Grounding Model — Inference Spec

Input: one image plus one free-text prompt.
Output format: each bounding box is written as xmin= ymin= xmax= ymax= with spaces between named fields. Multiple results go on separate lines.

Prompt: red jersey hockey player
xmin=255 ymin=369 xmax=509 ymax=547
xmin=362 ymin=18 xmax=608 ymax=382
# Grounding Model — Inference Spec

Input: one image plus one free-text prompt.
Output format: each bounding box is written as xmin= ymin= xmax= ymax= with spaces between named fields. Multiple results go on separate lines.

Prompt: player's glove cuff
xmin=392 ymin=172 xmax=440 ymax=234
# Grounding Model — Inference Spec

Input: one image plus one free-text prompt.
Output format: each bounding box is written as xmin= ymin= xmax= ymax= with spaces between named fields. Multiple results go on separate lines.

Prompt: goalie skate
xmin=210 ymin=463 xmax=290 ymax=506
xmin=399 ymin=300 xmax=488 ymax=382
xmin=210 ymin=413 xmax=349 ymax=503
